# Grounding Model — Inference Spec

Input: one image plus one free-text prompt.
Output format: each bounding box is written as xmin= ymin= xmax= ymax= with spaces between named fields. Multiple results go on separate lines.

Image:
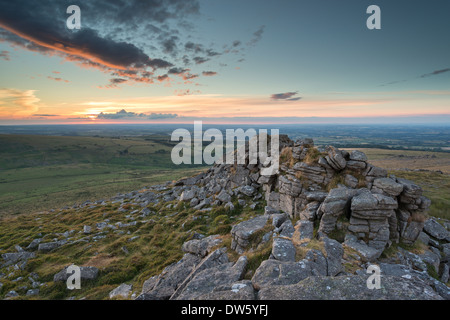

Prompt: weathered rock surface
xmin=1 ymin=251 xmax=35 ymax=268
xmin=252 ymin=259 xmax=313 ymax=290
xmin=295 ymin=220 xmax=314 ymax=240
xmin=258 ymin=275 xmax=443 ymax=300
xmin=272 ymin=237 xmax=296 ymax=262
xmin=424 ymin=218 xmax=450 ymax=241
xmin=137 ymin=253 xmax=202 ymax=300
xmin=182 ymin=235 xmax=222 ymax=258
xmin=109 ymin=283 xmax=133 ymax=299
xmin=173 ymin=256 xmax=247 ymax=300
xmin=323 ymin=237 xmax=343 ymax=276
xmin=231 ymin=215 xmax=269 ymax=254
xmin=192 ymin=280 xmax=255 ymax=300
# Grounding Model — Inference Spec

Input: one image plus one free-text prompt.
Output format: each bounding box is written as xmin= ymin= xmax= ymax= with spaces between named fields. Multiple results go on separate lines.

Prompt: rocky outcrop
xmin=132 ymin=135 xmax=447 ymax=300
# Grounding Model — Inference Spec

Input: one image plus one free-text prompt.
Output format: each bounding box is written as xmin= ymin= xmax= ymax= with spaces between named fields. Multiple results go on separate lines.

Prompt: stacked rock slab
xmin=318 ymin=187 xmax=359 ymax=234
xmin=277 ymin=174 xmax=303 ymax=218
xmin=396 ymin=178 xmax=431 ymax=245
xmin=346 ymin=189 xmax=398 ymax=259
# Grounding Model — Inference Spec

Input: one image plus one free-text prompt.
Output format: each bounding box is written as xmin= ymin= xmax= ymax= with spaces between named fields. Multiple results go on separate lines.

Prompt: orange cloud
xmin=0 ymin=88 xmax=43 ymax=118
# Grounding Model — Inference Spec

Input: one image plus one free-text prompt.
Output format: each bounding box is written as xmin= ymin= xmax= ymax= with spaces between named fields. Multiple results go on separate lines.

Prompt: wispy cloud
xmin=174 ymin=89 xmax=201 ymax=96
xmin=247 ymin=25 xmax=265 ymax=46
xmin=47 ymin=76 xmax=69 ymax=83
xmin=0 ymin=49 xmax=10 ymax=60
xmin=270 ymin=91 xmax=302 ymax=101
xmin=32 ymin=114 xmax=59 ymax=117
xmin=97 ymin=78 xmax=129 ymax=89
xmin=193 ymin=57 xmax=209 ymax=65
xmin=380 ymin=67 xmax=450 ymax=86
xmin=419 ymin=68 xmax=450 ymax=78
xmin=0 ymin=88 xmax=42 ymax=117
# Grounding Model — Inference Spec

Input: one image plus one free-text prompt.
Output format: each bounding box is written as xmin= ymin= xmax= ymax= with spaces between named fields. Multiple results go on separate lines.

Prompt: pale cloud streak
xmin=0 ymin=88 xmax=42 ymax=117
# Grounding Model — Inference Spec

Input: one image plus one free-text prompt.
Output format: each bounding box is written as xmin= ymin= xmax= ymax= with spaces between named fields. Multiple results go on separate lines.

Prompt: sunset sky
xmin=0 ymin=0 xmax=449 ymax=125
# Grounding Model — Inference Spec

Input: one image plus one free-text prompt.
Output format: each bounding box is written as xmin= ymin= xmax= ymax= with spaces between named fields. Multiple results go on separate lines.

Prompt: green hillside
xmin=0 ymin=134 xmax=206 ymax=216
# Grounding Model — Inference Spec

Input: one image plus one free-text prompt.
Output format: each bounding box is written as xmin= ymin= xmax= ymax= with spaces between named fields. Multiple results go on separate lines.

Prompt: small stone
xmin=109 ymin=283 xmax=133 ymax=299
xmin=26 ymin=289 xmax=39 ymax=296
xmin=83 ymin=225 xmax=91 ymax=234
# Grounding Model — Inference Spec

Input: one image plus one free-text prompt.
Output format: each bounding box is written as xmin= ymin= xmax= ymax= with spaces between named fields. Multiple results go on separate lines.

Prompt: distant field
xmin=344 ymin=148 xmax=450 ymax=219
xmin=354 ymin=148 xmax=450 ymax=174
xmin=0 ymin=134 xmax=448 ymax=220
xmin=0 ymin=134 xmax=206 ymax=216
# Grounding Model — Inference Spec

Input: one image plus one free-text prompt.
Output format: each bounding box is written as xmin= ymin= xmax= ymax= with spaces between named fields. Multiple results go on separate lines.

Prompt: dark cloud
xmin=182 ymin=73 xmax=199 ymax=81
xmin=168 ymin=67 xmax=189 ymax=75
xmin=147 ymin=113 xmax=178 ymax=119
xmin=161 ymin=35 xmax=179 ymax=56
xmin=271 ymin=91 xmax=302 ymax=101
xmin=0 ymin=0 xmax=211 ymax=86
xmin=32 ymin=114 xmax=59 ymax=117
xmin=232 ymin=40 xmax=241 ymax=47
xmin=193 ymin=56 xmax=209 ymax=65
xmin=248 ymin=25 xmax=265 ymax=46
xmin=167 ymin=67 xmax=198 ymax=80
xmin=185 ymin=41 xmax=205 ymax=54
xmin=420 ymin=68 xmax=450 ymax=78
xmin=96 ymin=109 xmax=177 ymax=120
xmin=0 ymin=2 xmax=174 ymax=70
xmin=83 ymin=0 xmax=200 ymax=26
xmin=97 ymin=109 xmax=144 ymax=119
xmin=110 ymin=78 xmax=127 ymax=84
xmin=202 ymin=71 xmax=217 ymax=76
xmin=182 ymin=55 xmax=190 ymax=65
xmin=205 ymin=49 xmax=221 ymax=57
xmin=0 ymin=1 xmax=258 ymax=86
xmin=157 ymin=74 xmax=170 ymax=82
xmin=97 ymin=78 xmax=128 ymax=89
xmin=183 ymin=41 xmax=222 ymax=65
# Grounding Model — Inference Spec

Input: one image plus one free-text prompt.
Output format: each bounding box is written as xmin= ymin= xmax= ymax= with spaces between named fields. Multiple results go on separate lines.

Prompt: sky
xmin=0 ymin=0 xmax=449 ymax=125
